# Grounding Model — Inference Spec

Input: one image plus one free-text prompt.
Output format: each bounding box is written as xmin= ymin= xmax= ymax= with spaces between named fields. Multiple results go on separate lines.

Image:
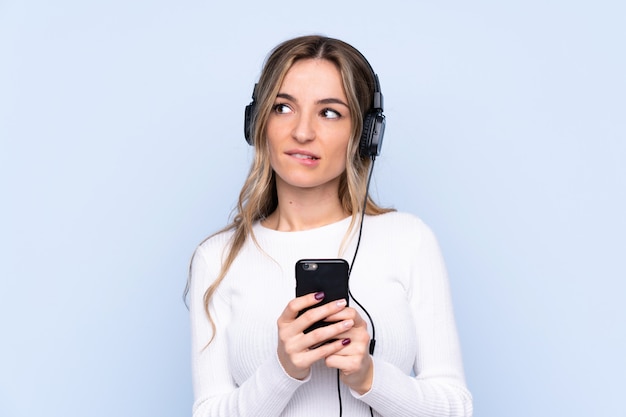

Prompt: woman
xmin=187 ymin=35 xmax=473 ymax=417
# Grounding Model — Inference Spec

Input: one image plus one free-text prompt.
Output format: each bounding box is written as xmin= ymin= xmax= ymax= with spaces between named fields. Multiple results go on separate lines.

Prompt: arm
xmin=189 ymin=245 xmax=306 ymax=417
xmin=356 ymin=218 xmax=473 ymax=416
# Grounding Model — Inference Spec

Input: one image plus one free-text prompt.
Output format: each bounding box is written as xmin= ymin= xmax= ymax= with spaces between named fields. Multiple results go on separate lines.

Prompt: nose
xmin=291 ymin=112 xmax=315 ymax=143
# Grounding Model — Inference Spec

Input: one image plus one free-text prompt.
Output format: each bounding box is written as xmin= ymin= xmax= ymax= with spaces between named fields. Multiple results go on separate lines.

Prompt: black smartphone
xmin=295 ymin=258 xmax=350 ymax=334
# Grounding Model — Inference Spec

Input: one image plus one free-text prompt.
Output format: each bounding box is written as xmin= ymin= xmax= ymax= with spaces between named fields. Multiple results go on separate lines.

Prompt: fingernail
xmin=342 ymin=338 xmax=351 ymax=346
xmin=335 ymin=299 xmax=347 ymax=307
xmin=343 ymin=319 xmax=354 ymax=328
xmin=314 ymin=292 xmax=325 ymax=300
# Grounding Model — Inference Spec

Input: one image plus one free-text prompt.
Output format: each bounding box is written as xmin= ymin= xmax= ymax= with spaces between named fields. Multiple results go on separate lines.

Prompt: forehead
xmin=279 ymin=59 xmax=346 ymax=98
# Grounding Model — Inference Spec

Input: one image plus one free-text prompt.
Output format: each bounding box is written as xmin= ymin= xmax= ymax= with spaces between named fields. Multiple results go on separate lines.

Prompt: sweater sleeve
xmin=189 ymin=244 xmax=307 ymax=417
xmin=353 ymin=218 xmax=473 ymax=416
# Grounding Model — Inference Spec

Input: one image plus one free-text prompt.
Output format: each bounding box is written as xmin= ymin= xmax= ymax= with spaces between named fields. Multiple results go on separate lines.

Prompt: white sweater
xmin=189 ymin=211 xmax=473 ymax=417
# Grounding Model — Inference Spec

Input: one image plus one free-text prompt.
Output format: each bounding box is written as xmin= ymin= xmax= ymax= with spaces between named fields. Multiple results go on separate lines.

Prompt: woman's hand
xmin=277 ymin=293 xmax=374 ymax=393
xmin=277 ymin=292 xmax=355 ymax=380
xmin=323 ymin=306 xmax=374 ymax=395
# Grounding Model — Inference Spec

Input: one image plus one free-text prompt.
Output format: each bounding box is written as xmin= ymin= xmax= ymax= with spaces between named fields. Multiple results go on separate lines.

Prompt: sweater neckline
xmin=253 ymin=215 xmax=353 ymax=238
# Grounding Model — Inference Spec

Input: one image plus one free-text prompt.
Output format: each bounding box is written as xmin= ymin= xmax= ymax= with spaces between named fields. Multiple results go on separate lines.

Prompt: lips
xmin=291 ymin=153 xmax=319 ymax=160
xmin=286 ymin=150 xmax=320 ymax=160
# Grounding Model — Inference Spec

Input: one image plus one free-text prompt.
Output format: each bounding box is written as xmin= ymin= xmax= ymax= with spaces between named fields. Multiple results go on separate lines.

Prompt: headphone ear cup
xmin=244 ymin=83 xmax=258 ymax=146
xmin=359 ymin=113 xmax=374 ymax=158
xmin=244 ymin=102 xmax=254 ymax=145
xmin=359 ymin=111 xmax=385 ymax=158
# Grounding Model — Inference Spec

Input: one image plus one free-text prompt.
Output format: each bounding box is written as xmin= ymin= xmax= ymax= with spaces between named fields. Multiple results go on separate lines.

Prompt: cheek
xmin=265 ymin=121 xmax=281 ymax=165
xmin=266 ymin=142 xmax=280 ymax=172
xmin=333 ymin=136 xmax=352 ymax=169
xmin=336 ymin=145 xmax=349 ymax=169
xmin=335 ymin=123 xmax=353 ymax=165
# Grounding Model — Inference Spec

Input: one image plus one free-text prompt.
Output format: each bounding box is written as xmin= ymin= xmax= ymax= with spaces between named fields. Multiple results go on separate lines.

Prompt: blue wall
xmin=1 ymin=1 xmax=624 ymax=416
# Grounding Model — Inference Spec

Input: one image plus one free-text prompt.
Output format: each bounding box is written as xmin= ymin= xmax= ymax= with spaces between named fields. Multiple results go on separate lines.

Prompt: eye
xmin=321 ymin=108 xmax=341 ymax=119
xmin=273 ymin=103 xmax=292 ymax=114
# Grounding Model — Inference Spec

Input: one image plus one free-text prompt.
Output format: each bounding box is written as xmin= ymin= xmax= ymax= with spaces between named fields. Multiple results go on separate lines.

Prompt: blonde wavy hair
xmin=186 ymin=35 xmax=394 ymax=343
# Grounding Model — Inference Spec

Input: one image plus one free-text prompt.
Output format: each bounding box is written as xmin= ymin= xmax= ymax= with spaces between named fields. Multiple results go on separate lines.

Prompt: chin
xmin=277 ymin=175 xmax=341 ymax=191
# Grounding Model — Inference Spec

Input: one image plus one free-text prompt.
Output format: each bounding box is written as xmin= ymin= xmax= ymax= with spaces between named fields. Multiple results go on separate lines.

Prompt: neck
xmin=263 ymin=180 xmax=348 ymax=232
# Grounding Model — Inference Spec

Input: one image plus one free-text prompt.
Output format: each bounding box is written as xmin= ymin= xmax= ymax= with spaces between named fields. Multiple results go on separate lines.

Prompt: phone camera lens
xmin=303 ymin=263 xmax=318 ymax=271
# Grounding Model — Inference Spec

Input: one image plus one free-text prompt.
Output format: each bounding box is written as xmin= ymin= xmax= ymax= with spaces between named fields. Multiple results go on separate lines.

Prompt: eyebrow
xmin=276 ymin=93 xmax=349 ymax=108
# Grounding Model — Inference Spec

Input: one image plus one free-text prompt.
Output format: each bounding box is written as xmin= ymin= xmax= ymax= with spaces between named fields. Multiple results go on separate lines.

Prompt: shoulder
xmin=190 ymin=229 xmax=236 ymax=284
xmin=193 ymin=228 xmax=235 ymax=266
xmin=364 ymin=211 xmax=440 ymax=253
xmin=188 ymin=229 xmax=238 ymax=302
xmin=366 ymin=211 xmax=432 ymax=235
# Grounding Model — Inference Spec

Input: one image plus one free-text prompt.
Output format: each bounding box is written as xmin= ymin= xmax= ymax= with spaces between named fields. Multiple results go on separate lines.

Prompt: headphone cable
xmin=339 ymin=156 xmax=377 ymax=417
xmin=348 ymin=155 xmax=377 ymax=354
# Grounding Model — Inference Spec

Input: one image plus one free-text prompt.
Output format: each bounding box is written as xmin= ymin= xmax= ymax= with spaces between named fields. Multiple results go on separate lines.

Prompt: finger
xmin=279 ymin=329 xmax=352 ymax=376
xmin=324 ymin=307 xmax=365 ymax=325
xmin=310 ymin=336 xmax=354 ymax=358
xmin=278 ymin=292 xmax=326 ymax=324
xmin=296 ymin=318 xmax=354 ymax=350
xmin=324 ymin=335 xmax=369 ymax=365
xmin=294 ymin=299 xmax=349 ymax=334
xmin=326 ymin=322 xmax=371 ymax=353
